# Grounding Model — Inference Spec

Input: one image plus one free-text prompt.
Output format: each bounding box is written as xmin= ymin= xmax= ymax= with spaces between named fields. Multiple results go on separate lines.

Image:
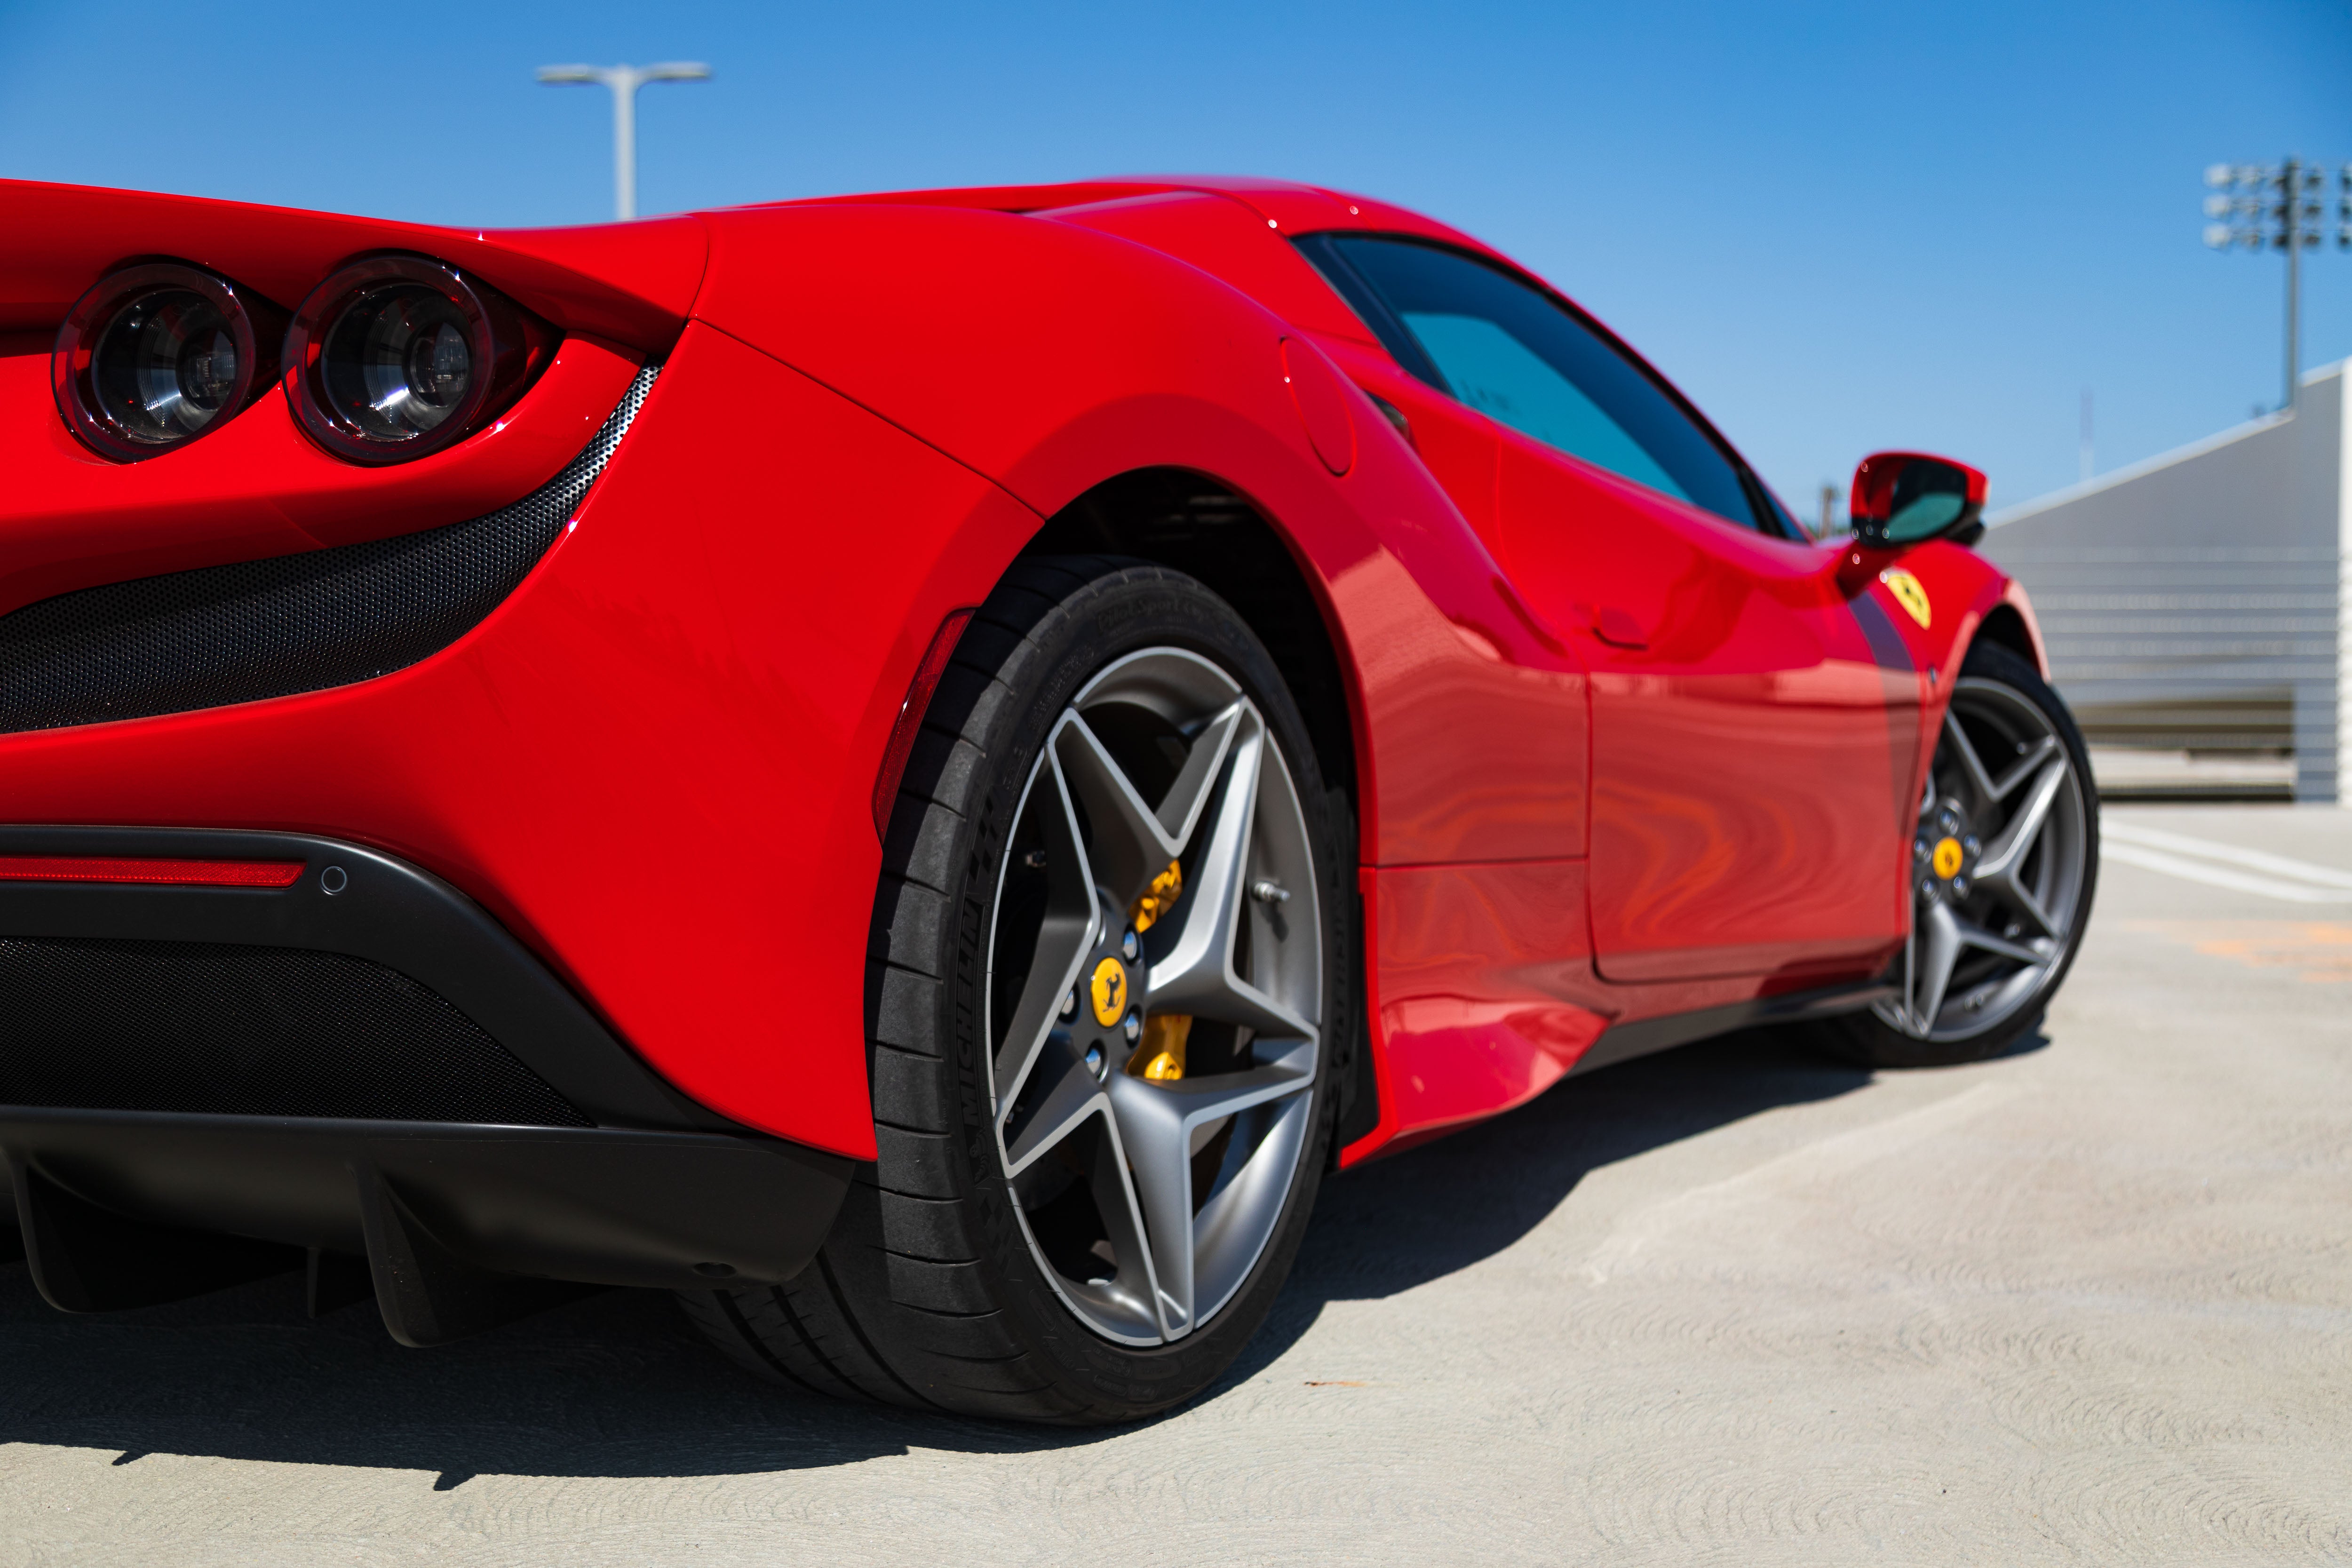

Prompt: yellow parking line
xmin=2122 ymin=919 xmax=2352 ymax=984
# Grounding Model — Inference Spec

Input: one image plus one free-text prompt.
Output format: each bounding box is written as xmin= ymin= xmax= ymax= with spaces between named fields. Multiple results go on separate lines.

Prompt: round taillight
xmin=52 ymin=263 xmax=279 ymax=461
xmin=286 ymin=255 xmax=549 ymax=464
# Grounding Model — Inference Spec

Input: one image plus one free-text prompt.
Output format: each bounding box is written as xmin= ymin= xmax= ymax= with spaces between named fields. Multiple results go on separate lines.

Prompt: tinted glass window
xmin=1319 ymin=235 xmax=1761 ymax=529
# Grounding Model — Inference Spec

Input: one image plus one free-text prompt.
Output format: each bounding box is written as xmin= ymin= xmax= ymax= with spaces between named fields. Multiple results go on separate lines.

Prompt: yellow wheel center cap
xmin=1089 ymin=956 xmax=1128 ymax=1026
xmin=1931 ymin=836 xmax=1965 ymax=880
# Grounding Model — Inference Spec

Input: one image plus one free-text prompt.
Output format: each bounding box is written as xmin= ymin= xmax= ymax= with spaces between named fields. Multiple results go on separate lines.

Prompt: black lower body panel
xmin=1573 ymin=975 xmax=1901 ymax=1076
xmin=2 ymin=1109 xmax=848 ymax=1339
xmin=0 ymin=825 xmax=854 ymax=1342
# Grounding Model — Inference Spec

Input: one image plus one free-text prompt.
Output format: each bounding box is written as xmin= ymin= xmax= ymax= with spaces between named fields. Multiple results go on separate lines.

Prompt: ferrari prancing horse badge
xmin=1879 ymin=567 xmax=1931 ymax=629
xmin=1090 ymin=956 xmax=1128 ymax=1026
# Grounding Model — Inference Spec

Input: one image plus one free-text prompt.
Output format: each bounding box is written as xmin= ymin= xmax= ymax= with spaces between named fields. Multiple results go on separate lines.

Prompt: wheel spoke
xmin=1975 ymin=755 xmax=2066 ymax=879
xmin=1144 ymin=717 xmax=1321 ymax=1044
xmin=1913 ymin=899 xmax=1964 ymax=1031
xmin=993 ymin=748 xmax=1103 ymax=1113
xmin=1950 ymin=919 xmax=2049 ymax=968
xmin=1982 ymin=867 xmax=2060 ymax=939
xmin=1087 ymin=1120 xmax=1170 ymax=1336
xmin=1988 ymin=734 xmax=2061 ymax=801
xmin=1940 ymin=708 xmax=2001 ymax=808
xmin=1103 ymin=1060 xmax=1313 ymax=1337
xmin=1156 ymin=702 xmax=1246 ymax=849
xmin=1052 ymin=703 xmax=1241 ymax=913
xmin=1002 ymin=1045 xmax=1110 ymax=1176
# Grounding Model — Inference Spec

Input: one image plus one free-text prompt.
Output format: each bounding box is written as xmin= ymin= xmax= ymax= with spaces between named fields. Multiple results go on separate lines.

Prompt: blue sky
xmin=4 ymin=0 xmax=2346 ymax=511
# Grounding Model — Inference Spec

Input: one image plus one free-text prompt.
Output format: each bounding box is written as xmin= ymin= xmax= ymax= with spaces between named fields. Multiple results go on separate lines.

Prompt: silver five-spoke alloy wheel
xmin=987 ymin=647 xmax=1321 ymax=1346
xmin=1879 ymin=671 xmax=2093 ymax=1043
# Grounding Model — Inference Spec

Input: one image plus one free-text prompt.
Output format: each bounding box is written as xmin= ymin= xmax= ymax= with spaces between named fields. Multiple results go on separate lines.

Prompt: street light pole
xmin=2204 ymin=156 xmax=2350 ymax=414
xmin=536 ymin=62 xmax=711 ymax=221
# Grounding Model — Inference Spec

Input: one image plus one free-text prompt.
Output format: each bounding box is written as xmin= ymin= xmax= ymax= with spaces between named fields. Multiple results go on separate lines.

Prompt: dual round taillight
xmin=285 ymin=256 xmax=549 ymax=464
xmin=54 ymin=255 xmax=551 ymax=465
xmin=52 ymin=263 xmax=282 ymax=461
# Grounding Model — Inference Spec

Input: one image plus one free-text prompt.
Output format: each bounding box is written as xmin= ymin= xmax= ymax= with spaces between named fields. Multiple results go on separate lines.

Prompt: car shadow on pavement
xmin=1216 ymin=1025 xmax=1883 ymax=1390
xmin=0 ymin=1027 xmax=1875 ymax=1482
xmin=0 ymin=1258 xmax=1105 ymax=1483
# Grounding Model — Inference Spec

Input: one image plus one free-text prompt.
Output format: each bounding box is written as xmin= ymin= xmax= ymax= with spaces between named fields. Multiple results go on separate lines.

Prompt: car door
xmin=1300 ymin=234 xmax=1912 ymax=983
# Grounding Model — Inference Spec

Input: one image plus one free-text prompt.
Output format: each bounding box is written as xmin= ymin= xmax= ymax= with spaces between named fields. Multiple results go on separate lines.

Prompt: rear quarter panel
xmin=690 ymin=202 xmax=1590 ymax=871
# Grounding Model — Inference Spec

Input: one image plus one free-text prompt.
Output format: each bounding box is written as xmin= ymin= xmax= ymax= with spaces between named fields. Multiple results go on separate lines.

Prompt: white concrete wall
xmin=1983 ymin=361 xmax=2346 ymax=803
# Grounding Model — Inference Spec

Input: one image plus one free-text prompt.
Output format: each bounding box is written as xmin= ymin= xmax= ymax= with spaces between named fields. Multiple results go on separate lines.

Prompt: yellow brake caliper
xmin=1127 ymin=859 xmax=1189 ymax=1081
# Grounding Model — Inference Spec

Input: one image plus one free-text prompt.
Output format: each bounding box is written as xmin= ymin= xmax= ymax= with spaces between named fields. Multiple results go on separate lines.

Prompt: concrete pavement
xmin=3 ymin=804 xmax=2349 ymax=1565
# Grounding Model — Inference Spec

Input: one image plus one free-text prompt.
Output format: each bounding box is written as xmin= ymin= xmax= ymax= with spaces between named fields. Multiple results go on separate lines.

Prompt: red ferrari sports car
xmin=0 ymin=175 xmax=2096 ymax=1423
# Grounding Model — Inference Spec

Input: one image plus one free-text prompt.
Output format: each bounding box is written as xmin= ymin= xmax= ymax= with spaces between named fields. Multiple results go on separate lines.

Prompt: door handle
xmin=1588 ymin=605 xmax=1649 ymax=650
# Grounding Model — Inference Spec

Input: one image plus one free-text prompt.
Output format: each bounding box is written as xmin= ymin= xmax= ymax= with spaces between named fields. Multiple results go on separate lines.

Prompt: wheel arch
xmin=1020 ymin=467 xmax=1359 ymax=812
xmin=1967 ymin=597 xmax=2048 ymax=681
xmin=1014 ymin=470 xmax=1380 ymax=1160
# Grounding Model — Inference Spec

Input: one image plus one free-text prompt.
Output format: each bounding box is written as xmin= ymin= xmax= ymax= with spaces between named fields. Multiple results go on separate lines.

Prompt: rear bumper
xmin=0 ymin=825 xmax=851 ymax=1337
xmin=0 ymin=823 xmax=729 ymax=1130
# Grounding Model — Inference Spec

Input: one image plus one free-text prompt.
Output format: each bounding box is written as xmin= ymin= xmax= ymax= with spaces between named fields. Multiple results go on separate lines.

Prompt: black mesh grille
xmin=0 ymin=936 xmax=591 ymax=1126
xmin=0 ymin=363 xmax=659 ymax=734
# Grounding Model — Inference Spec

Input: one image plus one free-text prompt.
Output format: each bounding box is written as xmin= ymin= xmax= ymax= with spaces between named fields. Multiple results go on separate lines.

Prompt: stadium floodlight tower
xmin=2203 ymin=157 xmax=2351 ymax=414
xmin=536 ymin=62 xmax=711 ymax=222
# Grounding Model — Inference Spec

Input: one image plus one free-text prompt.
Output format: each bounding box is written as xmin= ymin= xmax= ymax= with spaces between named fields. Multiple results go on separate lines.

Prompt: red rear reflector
xmin=0 ymin=856 xmax=304 ymax=888
xmin=873 ymin=608 xmax=976 ymax=839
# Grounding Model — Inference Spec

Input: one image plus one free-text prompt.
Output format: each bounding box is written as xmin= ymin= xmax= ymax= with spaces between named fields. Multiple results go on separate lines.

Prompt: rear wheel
xmin=1813 ymin=638 xmax=2098 ymax=1068
xmin=682 ymin=557 xmax=1347 ymax=1423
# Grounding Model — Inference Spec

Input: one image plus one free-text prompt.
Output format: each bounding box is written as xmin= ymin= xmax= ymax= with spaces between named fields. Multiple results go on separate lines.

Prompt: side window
xmin=1299 ymin=233 xmax=1765 ymax=532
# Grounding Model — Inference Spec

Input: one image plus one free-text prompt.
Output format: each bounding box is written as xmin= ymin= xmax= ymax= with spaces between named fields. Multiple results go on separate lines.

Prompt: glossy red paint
xmin=1047 ymin=190 xmax=1375 ymax=344
xmin=1279 ymin=337 xmax=1356 ymax=476
xmin=0 ymin=174 xmax=2041 ymax=1168
xmin=1350 ymin=859 xmax=1607 ymax=1163
xmin=1488 ymin=432 xmax=1913 ymax=983
xmin=691 ymin=199 xmax=1589 ymax=873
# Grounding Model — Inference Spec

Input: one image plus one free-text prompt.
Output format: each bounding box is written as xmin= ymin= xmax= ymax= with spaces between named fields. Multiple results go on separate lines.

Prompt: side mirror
xmin=1849 ymin=451 xmax=1987 ymax=547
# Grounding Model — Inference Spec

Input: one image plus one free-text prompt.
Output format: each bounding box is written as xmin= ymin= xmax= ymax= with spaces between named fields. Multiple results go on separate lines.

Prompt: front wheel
xmin=1812 ymin=638 xmax=2098 ymax=1068
xmin=683 ymin=557 xmax=1348 ymax=1423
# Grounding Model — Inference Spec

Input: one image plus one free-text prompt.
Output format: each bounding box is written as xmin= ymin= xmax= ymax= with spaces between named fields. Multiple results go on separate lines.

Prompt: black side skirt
xmin=1572 ymin=977 xmax=1898 ymax=1077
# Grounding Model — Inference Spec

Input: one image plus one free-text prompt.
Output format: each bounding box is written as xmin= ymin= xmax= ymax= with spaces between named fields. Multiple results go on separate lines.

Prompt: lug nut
xmin=1913 ymin=838 xmax=1930 ymax=862
xmin=1123 ymin=1010 xmax=1143 ymax=1043
xmin=1060 ymin=988 xmax=1077 ymax=1020
xmin=1121 ymin=928 xmax=1139 ymax=963
xmin=1083 ymin=1043 xmax=1106 ymax=1081
xmin=1951 ymin=875 xmax=1970 ymax=899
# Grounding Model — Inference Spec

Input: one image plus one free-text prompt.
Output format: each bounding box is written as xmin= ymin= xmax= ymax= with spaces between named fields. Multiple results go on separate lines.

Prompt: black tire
xmin=1810 ymin=637 xmax=2098 ymax=1069
xmin=681 ymin=557 xmax=1350 ymax=1424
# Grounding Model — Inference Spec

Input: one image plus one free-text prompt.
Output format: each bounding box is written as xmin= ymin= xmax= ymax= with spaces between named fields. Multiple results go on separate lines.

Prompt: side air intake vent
xmin=0 ymin=362 xmax=658 ymax=735
xmin=0 ymin=936 xmax=591 ymax=1127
